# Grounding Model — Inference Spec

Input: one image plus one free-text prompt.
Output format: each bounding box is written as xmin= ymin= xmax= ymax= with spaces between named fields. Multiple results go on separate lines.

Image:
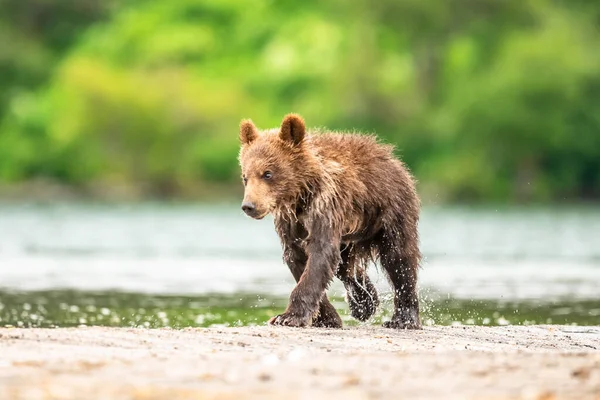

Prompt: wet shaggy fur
xmin=238 ymin=114 xmax=422 ymax=329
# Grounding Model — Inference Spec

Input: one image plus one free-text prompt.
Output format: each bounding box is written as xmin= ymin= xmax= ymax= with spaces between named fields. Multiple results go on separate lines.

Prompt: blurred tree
xmin=0 ymin=0 xmax=124 ymax=183
xmin=0 ymin=0 xmax=121 ymax=112
xmin=0 ymin=0 xmax=598 ymax=202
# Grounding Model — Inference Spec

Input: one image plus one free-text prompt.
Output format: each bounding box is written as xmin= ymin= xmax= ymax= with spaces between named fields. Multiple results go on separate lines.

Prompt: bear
xmin=238 ymin=113 xmax=422 ymax=329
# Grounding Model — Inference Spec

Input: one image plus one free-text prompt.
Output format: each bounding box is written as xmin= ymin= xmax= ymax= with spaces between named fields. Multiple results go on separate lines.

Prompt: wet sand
xmin=1 ymin=325 xmax=599 ymax=400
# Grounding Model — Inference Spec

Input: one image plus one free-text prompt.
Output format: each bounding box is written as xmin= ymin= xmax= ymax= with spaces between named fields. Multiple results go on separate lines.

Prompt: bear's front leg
xmin=270 ymin=235 xmax=340 ymax=328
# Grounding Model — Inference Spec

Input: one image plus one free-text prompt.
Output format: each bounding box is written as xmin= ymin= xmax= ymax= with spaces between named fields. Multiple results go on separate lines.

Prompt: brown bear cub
xmin=238 ymin=114 xmax=422 ymax=329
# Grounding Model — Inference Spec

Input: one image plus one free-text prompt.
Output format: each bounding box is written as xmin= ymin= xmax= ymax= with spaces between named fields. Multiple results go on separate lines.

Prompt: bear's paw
xmin=268 ymin=312 xmax=311 ymax=327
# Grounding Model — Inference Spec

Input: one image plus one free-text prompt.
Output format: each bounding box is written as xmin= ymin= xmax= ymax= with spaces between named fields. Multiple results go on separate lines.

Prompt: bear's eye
xmin=262 ymin=171 xmax=273 ymax=180
xmin=242 ymin=175 xmax=248 ymax=186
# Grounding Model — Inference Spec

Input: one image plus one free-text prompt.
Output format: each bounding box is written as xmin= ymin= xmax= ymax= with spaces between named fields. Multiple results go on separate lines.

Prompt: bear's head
xmin=238 ymin=113 xmax=312 ymax=220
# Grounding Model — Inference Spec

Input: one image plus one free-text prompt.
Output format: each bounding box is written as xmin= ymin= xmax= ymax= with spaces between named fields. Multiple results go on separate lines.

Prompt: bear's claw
xmin=382 ymin=308 xmax=421 ymax=329
xmin=382 ymin=320 xmax=421 ymax=330
xmin=268 ymin=312 xmax=311 ymax=327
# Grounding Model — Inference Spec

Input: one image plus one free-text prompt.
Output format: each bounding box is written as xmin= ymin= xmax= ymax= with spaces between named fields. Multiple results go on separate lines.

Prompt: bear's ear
xmin=240 ymin=119 xmax=258 ymax=145
xmin=279 ymin=113 xmax=306 ymax=146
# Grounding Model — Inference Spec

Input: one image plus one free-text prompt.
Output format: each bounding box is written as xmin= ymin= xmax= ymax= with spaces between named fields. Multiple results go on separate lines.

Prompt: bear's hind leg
xmin=312 ymin=296 xmax=343 ymax=328
xmin=336 ymin=244 xmax=379 ymax=322
xmin=378 ymin=229 xmax=421 ymax=329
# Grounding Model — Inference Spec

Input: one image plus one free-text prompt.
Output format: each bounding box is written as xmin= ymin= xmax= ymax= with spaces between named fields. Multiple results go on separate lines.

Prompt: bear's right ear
xmin=240 ymin=119 xmax=258 ymax=145
xmin=279 ymin=113 xmax=306 ymax=146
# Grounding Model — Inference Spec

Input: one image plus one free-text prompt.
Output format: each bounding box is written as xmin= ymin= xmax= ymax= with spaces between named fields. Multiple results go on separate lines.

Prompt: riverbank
xmin=1 ymin=325 xmax=599 ymax=399
xmin=0 ymin=180 xmax=243 ymax=203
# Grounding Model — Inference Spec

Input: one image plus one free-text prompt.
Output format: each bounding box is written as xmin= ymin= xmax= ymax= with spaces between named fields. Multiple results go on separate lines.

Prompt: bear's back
xmin=306 ymin=130 xmax=398 ymax=170
xmin=304 ymin=130 xmax=416 ymax=210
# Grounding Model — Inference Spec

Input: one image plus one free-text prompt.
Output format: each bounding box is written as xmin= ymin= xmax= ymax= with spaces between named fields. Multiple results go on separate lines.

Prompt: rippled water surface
xmin=1 ymin=203 xmax=599 ymax=327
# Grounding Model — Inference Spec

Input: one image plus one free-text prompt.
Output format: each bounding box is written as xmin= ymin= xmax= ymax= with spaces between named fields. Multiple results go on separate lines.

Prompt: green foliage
xmin=0 ymin=0 xmax=599 ymax=202
xmin=425 ymin=7 xmax=600 ymax=201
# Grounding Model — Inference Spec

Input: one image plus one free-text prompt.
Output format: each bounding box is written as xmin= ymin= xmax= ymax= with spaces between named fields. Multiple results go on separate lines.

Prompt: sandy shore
xmin=0 ymin=325 xmax=599 ymax=400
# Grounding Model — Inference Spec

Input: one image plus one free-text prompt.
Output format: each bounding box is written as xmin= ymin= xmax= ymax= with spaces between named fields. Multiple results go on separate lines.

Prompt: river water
xmin=0 ymin=203 xmax=599 ymax=327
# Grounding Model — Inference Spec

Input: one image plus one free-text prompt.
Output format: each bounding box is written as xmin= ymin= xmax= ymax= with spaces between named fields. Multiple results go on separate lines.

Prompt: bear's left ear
xmin=240 ymin=119 xmax=259 ymax=145
xmin=279 ymin=113 xmax=306 ymax=146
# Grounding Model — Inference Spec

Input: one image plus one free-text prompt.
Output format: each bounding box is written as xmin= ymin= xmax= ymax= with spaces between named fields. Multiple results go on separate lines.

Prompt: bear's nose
xmin=241 ymin=202 xmax=256 ymax=215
